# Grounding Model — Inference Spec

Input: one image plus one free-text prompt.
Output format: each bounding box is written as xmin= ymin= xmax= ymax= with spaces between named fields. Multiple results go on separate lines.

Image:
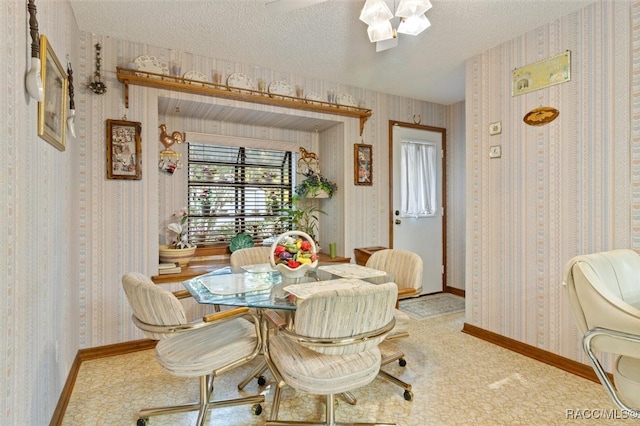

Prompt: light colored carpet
xmin=399 ymin=292 xmax=465 ymax=320
xmin=62 ymin=311 xmax=616 ymax=425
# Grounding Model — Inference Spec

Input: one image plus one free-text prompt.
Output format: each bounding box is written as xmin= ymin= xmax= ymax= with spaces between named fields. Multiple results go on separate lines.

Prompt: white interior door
xmin=391 ymin=124 xmax=444 ymax=295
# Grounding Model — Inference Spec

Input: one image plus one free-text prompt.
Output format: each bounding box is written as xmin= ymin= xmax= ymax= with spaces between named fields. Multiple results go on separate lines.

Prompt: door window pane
xmin=401 ymin=140 xmax=436 ymax=217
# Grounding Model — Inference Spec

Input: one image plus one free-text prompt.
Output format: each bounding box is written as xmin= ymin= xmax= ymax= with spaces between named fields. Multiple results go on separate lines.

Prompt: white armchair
xmin=230 ymin=246 xmax=272 ymax=267
xmin=563 ymin=249 xmax=640 ymax=413
xmin=366 ymin=248 xmax=422 ymax=400
xmin=263 ymin=281 xmax=399 ymax=425
xmin=122 ymin=272 xmax=265 ymax=426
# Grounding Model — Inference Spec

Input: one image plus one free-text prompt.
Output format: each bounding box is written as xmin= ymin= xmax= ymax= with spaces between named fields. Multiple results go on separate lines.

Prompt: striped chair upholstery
xmin=265 ymin=281 xmax=398 ymax=425
xmin=122 ymin=272 xmax=264 ymax=426
xmin=366 ymin=249 xmax=423 ymax=401
xmin=228 ymin=246 xmax=273 ymax=389
xmin=365 ymin=249 xmax=423 ymax=298
xmin=230 ymin=246 xmax=272 ymax=267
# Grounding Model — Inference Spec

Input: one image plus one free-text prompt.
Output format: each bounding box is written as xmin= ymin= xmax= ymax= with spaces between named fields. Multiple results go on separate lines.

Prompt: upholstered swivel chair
xmin=365 ymin=249 xmax=423 ymax=400
xmin=365 ymin=249 xmax=423 ymax=299
xmin=230 ymin=246 xmax=274 ymax=389
xmin=230 ymin=246 xmax=272 ymax=267
xmin=122 ymin=272 xmax=265 ymax=426
xmin=264 ymin=281 xmax=398 ymax=425
xmin=563 ymin=249 xmax=640 ymax=413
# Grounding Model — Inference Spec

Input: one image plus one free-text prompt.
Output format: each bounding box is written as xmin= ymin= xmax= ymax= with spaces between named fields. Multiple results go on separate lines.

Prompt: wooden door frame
xmin=388 ymin=120 xmax=448 ymax=294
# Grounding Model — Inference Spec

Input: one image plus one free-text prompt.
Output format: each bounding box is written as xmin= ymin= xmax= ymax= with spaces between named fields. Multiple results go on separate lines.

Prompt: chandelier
xmin=359 ymin=0 xmax=432 ymax=52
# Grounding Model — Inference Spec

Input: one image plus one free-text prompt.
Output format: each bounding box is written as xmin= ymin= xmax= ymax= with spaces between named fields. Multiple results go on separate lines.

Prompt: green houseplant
xmin=159 ymin=208 xmax=197 ymax=266
xmin=295 ymin=171 xmax=337 ymax=199
xmin=277 ymin=196 xmax=326 ymax=240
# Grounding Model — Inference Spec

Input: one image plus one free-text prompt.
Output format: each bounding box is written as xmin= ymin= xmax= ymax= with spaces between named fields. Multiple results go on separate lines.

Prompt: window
xmin=400 ymin=140 xmax=437 ymax=217
xmin=187 ymin=143 xmax=294 ymax=245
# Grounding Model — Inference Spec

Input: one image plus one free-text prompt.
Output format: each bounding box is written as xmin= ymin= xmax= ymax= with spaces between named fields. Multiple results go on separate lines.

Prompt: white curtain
xmin=401 ymin=140 xmax=436 ymax=217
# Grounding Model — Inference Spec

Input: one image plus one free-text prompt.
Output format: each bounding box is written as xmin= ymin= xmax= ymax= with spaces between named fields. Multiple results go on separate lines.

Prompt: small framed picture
xmin=354 ymin=143 xmax=373 ymax=186
xmin=106 ymin=119 xmax=142 ymax=180
xmin=38 ymin=35 xmax=68 ymax=151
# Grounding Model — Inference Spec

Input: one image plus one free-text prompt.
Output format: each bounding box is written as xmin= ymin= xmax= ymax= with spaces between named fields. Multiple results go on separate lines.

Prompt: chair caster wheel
xmin=403 ymin=390 xmax=413 ymax=401
xmin=137 ymin=417 xmax=148 ymax=426
xmin=252 ymin=404 xmax=263 ymax=415
xmin=398 ymin=358 xmax=407 ymax=367
xmin=257 ymin=375 xmax=267 ymax=386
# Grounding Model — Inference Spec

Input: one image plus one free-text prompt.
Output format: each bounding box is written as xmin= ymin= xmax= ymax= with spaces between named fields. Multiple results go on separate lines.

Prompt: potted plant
xmin=197 ymin=188 xmax=214 ymax=215
xmin=159 ymin=208 xmax=197 ymax=266
xmin=277 ymin=196 xmax=326 ymax=247
xmin=295 ymin=171 xmax=338 ymax=199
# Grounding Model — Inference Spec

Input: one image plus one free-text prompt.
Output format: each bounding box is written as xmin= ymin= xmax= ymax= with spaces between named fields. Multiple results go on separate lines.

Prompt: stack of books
xmin=158 ymin=263 xmax=181 ymax=275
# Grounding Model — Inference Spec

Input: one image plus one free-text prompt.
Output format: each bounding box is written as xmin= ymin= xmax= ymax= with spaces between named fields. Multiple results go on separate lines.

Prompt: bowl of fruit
xmin=269 ymin=231 xmax=318 ymax=279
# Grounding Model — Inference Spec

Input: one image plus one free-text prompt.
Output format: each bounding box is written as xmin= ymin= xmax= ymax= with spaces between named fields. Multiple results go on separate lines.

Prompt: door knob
xmin=395 ymin=219 xmax=401 ymax=225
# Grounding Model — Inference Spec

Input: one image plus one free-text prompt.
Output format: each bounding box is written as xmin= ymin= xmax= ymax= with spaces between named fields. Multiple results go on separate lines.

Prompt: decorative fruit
xmin=271 ymin=232 xmax=316 ymax=269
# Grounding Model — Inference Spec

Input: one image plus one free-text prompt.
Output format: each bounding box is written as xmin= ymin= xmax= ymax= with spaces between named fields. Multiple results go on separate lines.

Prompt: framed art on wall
xmin=37 ymin=35 xmax=68 ymax=151
xmin=106 ymin=119 xmax=142 ymax=180
xmin=354 ymin=143 xmax=373 ymax=186
xmin=512 ymin=51 xmax=571 ymax=96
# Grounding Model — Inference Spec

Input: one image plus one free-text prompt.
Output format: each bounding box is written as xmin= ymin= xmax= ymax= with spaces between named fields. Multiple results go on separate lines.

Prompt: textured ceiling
xmin=70 ymin=0 xmax=595 ymax=105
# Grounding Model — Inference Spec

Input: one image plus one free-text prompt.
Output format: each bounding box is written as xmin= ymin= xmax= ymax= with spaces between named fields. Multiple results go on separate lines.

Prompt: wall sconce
xmin=25 ymin=0 xmax=44 ymax=101
xmin=159 ymin=124 xmax=184 ymax=175
xmin=67 ymin=58 xmax=76 ymax=137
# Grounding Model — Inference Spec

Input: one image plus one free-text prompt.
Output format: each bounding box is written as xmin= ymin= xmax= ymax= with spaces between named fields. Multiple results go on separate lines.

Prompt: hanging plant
xmin=295 ymin=171 xmax=338 ymax=199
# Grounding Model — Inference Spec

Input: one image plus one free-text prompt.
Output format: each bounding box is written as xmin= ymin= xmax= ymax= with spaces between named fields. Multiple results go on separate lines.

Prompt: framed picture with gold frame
xmin=38 ymin=35 xmax=67 ymax=151
xmin=106 ymin=119 xmax=142 ymax=180
xmin=354 ymin=143 xmax=373 ymax=186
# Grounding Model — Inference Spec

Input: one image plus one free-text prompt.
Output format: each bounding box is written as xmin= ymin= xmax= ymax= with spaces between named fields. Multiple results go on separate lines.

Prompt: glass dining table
xmin=182 ymin=262 xmax=395 ymax=392
xmin=182 ymin=263 xmax=394 ymax=311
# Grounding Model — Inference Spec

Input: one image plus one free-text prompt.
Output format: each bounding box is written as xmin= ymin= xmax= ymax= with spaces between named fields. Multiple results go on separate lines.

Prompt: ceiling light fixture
xmin=359 ymin=0 xmax=432 ymax=51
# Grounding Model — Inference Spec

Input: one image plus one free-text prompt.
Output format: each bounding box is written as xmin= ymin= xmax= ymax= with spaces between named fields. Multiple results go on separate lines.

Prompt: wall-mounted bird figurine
xmin=159 ymin=124 xmax=184 ymax=150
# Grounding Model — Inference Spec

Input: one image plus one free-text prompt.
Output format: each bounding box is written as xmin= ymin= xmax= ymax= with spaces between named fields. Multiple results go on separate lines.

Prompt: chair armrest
xmin=263 ymin=309 xmax=287 ymax=330
xmin=151 ymin=281 xmax=194 ymax=300
xmin=203 ymin=306 xmax=250 ymax=323
xmin=277 ymin=316 xmax=396 ymax=348
xmin=397 ymin=288 xmax=419 ymax=298
xmin=172 ymin=289 xmax=192 ymax=299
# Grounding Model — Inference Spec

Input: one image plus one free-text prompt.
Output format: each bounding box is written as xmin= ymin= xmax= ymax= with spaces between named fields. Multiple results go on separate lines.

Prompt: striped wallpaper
xmin=465 ymin=1 xmax=633 ymax=366
xmin=2 ymin=0 xmax=636 ymax=424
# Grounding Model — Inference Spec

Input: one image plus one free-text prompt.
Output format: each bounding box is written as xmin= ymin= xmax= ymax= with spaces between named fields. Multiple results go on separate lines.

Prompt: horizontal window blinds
xmin=187 ymin=143 xmax=293 ymax=245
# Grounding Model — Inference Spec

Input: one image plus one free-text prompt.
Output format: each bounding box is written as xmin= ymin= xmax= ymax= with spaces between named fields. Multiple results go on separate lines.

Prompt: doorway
xmin=389 ymin=121 xmax=446 ymax=295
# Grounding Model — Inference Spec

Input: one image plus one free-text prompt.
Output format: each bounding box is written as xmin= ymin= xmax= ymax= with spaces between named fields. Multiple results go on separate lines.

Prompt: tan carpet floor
xmin=62 ymin=311 xmax=623 ymax=425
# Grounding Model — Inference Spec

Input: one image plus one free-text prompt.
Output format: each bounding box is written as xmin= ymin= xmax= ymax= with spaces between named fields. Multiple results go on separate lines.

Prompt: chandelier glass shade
xmin=367 ymin=19 xmax=394 ymax=42
xmin=397 ymin=14 xmax=431 ymax=35
xmin=359 ymin=0 xmax=393 ymax=26
xmin=360 ymin=0 xmax=432 ymax=48
xmin=395 ymin=0 xmax=432 ymax=17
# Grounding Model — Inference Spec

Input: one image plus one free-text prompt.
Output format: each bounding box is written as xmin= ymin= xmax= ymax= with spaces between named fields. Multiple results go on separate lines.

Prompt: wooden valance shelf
xmin=116 ymin=68 xmax=372 ymax=135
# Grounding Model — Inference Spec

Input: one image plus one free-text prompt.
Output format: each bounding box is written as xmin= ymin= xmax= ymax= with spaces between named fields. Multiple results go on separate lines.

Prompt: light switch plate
xmin=489 ymin=145 xmax=502 ymax=158
xmin=489 ymin=121 xmax=502 ymax=135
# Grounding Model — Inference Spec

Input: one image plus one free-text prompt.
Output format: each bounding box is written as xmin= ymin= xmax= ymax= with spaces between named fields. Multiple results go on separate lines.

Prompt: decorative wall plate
xmin=227 ymin=73 xmax=255 ymax=91
xmin=336 ymin=92 xmax=357 ymax=107
xmin=183 ymin=70 xmax=208 ymax=83
xmin=305 ymin=92 xmax=323 ymax=105
xmin=523 ymin=106 xmax=559 ymax=126
xmin=268 ymin=81 xmax=293 ymax=98
xmin=134 ymin=55 xmax=168 ymax=78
